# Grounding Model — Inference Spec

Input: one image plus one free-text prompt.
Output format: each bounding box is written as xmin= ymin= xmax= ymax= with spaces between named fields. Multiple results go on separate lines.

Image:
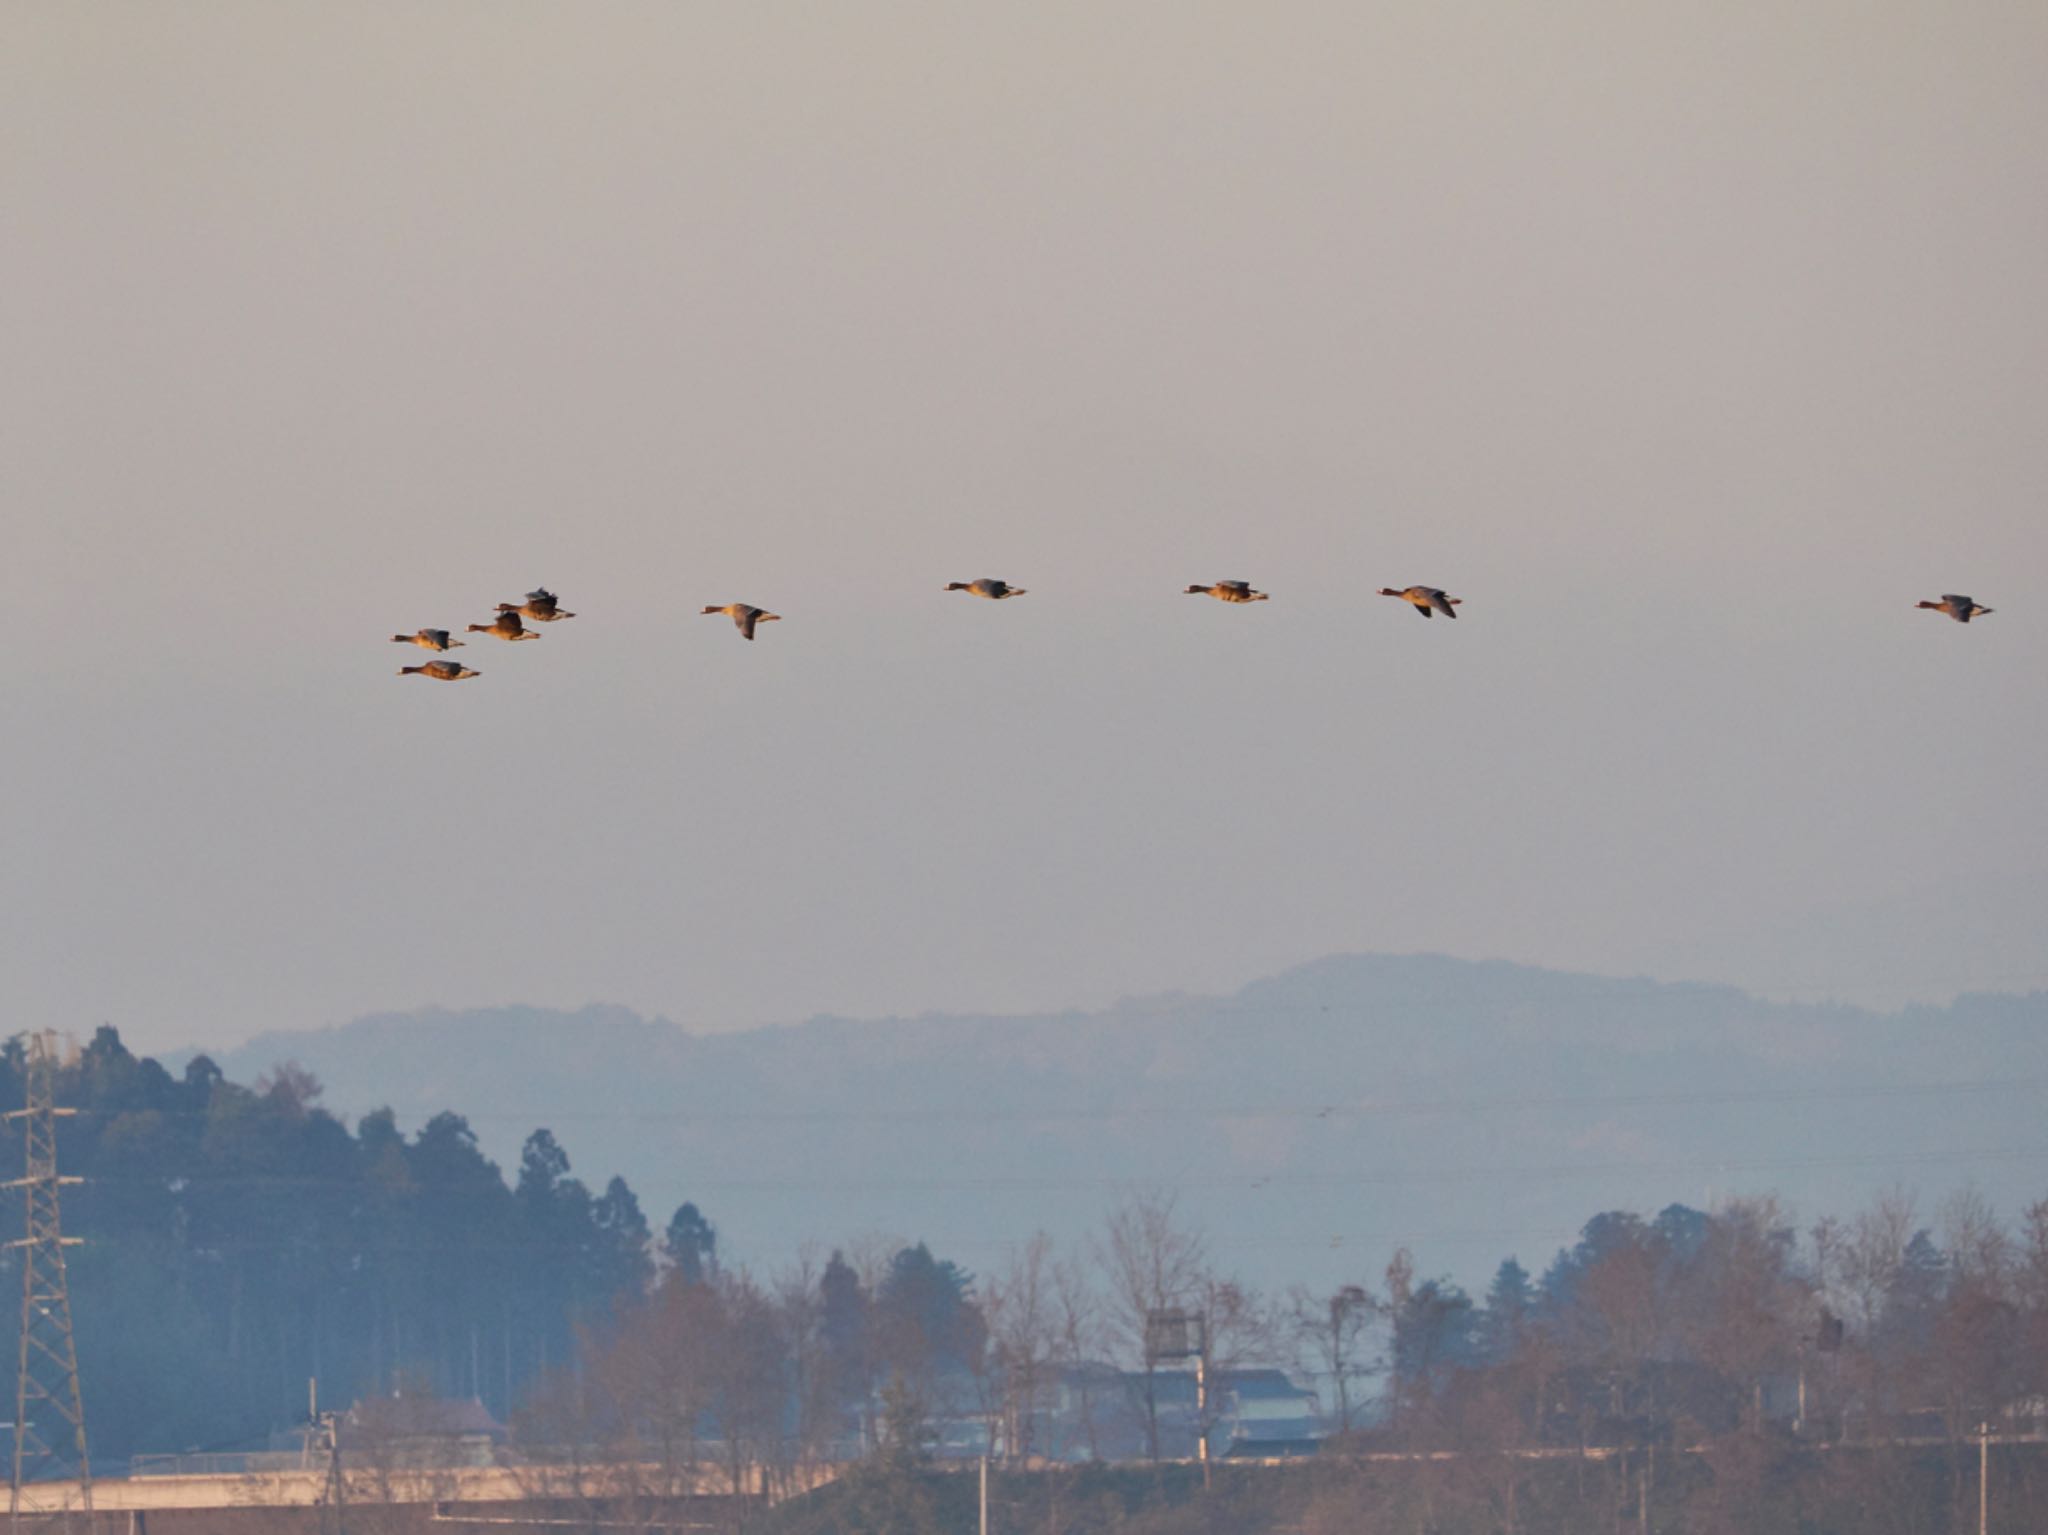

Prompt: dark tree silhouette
xmin=0 ymin=1028 xmax=695 ymax=1467
xmin=663 ymin=1201 xmax=718 ymax=1286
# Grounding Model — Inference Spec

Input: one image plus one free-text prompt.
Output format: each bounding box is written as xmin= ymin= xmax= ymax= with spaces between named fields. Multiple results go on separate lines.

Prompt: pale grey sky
xmin=6 ymin=3 xmax=2045 ymax=1056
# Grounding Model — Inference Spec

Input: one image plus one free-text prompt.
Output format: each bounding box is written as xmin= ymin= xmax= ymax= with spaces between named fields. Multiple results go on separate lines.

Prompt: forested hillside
xmin=199 ymin=956 xmax=2048 ymax=1295
xmin=0 ymin=1027 xmax=709 ymax=1465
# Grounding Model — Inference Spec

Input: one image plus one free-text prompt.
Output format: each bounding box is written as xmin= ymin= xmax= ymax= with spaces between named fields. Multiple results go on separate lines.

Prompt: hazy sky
xmin=6 ymin=3 xmax=2045 ymax=1057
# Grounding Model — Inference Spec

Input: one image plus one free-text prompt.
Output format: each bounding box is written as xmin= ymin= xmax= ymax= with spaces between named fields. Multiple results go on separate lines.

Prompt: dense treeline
xmin=0 ymin=1027 xmax=712 ymax=1465
xmin=11 ymin=1025 xmax=2048 ymax=1533
xmin=1332 ymin=1190 xmax=2048 ymax=1532
xmin=1368 ymin=1189 xmax=2048 ymax=1451
xmin=536 ymin=1187 xmax=2048 ymax=1532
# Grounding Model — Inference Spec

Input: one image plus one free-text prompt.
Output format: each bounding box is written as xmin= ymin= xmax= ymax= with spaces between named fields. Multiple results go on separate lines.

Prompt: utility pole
xmin=1978 ymin=1421 xmax=1989 ymax=1535
xmin=317 ymin=1409 xmax=346 ymax=1535
xmin=301 ymin=1379 xmax=318 ymax=1470
xmin=5 ymin=1032 xmax=90 ymax=1533
xmin=1143 ymin=1308 xmax=1214 ymax=1482
xmin=1794 ymin=1341 xmax=1807 ymax=1434
xmin=978 ymin=1453 xmax=988 ymax=1535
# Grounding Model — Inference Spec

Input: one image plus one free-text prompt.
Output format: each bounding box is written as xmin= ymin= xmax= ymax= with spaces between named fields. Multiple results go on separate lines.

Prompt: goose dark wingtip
xmin=705 ymin=603 xmax=777 ymax=639
xmin=1920 ymin=594 xmax=1991 ymax=623
xmin=1190 ymin=580 xmax=1269 ymax=603
xmin=399 ymin=659 xmax=479 ymax=680
xmin=951 ymin=578 xmax=1024 ymax=600
xmin=1382 ymin=584 xmax=1460 ymax=619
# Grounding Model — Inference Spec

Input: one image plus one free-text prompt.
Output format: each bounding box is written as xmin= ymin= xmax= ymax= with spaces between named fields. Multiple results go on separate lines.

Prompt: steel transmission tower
xmin=5 ymin=1031 xmax=90 ymax=1528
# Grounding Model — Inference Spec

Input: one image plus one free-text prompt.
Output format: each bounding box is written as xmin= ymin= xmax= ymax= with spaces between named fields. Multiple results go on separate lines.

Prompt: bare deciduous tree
xmin=1837 ymin=1186 xmax=1919 ymax=1335
xmin=774 ymin=1245 xmax=836 ymax=1468
xmin=1050 ymin=1252 xmax=1105 ymax=1461
xmin=1096 ymin=1188 xmax=1209 ymax=1461
xmin=983 ymin=1230 xmax=1059 ymax=1463
xmin=708 ymin=1272 xmax=794 ymax=1506
xmin=254 ymin=1059 xmax=324 ymax=1117
xmin=1686 ymin=1196 xmax=1811 ymax=1433
xmin=597 ymin=1279 xmax=719 ymax=1496
xmin=1939 ymin=1185 xmax=2011 ymax=1292
xmin=1290 ymin=1282 xmax=1377 ymax=1433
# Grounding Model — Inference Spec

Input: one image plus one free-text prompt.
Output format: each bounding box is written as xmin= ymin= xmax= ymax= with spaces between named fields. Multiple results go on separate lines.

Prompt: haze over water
xmin=6 ymin=3 xmax=2045 ymax=1056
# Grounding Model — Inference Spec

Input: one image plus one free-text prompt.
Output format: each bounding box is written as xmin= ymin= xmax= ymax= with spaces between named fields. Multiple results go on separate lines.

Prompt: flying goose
xmin=1185 ymin=580 xmax=1268 ymax=603
xmin=1916 ymin=594 xmax=1992 ymax=624
xmin=1379 ymin=585 xmax=1462 ymax=619
xmin=946 ymin=578 xmax=1027 ymax=600
xmin=497 ymin=588 xmax=575 ymax=622
xmin=702 ymin=603 xmax=780 ymax=640
xmin=398 ymin=659 xmax=480 ymax=681
xmin=392 ymin=629 xmax=464 ymax=651
xmin=468 ymin=611 xmax=541 ymax=641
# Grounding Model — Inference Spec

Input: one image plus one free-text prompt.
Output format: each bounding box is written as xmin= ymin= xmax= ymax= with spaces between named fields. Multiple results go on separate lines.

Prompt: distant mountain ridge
xmin=178 ymin=954 xmax=2048 ymax=1292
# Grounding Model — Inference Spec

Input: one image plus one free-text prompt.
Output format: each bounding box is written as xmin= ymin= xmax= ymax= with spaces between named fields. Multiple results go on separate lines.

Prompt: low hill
xmin=187 ymin=954 xmax=2048 ymax=1290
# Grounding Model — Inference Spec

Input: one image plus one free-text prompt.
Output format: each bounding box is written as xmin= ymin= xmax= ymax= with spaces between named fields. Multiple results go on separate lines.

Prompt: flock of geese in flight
xmin=393 ymin=582 xmax=1995 ymax=681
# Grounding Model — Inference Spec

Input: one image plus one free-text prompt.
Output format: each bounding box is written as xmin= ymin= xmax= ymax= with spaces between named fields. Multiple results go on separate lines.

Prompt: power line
xmin=461 ymin=1141 xmax=2048 ymax=1194
xmin=397 ymin=1073 xmax=2048 ymax=1126
xmin=66 ymin=1138 xmax=2048 ymax=1200
xmin=44 ymin=1070 xmax=2048 ymax=1131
